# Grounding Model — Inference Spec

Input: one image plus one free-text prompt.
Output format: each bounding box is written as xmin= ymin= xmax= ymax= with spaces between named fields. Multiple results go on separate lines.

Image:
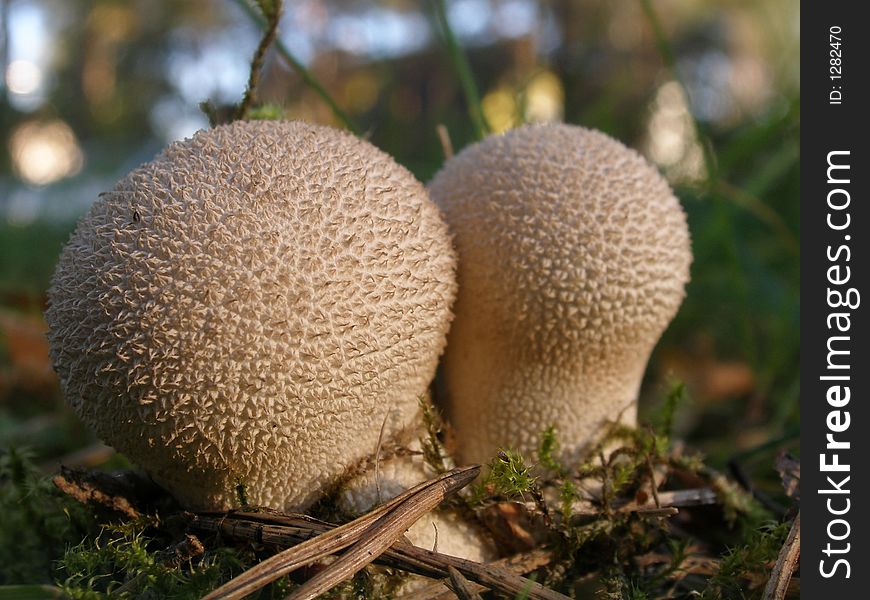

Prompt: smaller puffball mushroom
xmin=46 ymin=120 xmax=457 ymax=512
xmin=428 ymin=123 xmax=691 ymax=467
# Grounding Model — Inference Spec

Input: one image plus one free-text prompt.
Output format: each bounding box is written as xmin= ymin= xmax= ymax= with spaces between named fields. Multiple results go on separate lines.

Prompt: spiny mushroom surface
xmin=428 ymin=123 xmax=691 ymax=467
xmin=46 ymin=120 xmax=457 ymax=511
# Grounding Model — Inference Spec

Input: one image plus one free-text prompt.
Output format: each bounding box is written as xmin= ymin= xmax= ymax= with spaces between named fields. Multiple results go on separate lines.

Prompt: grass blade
xmin=431 ymin=0 xmax=490 ymax=140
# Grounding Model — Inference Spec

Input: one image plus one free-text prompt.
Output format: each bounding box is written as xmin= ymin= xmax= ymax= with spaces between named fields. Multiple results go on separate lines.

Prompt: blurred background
xmin=0 ymin=0 xmax=798 ymax=497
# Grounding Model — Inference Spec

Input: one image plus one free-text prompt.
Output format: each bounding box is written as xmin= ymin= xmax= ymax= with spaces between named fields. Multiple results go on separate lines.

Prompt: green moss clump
xmin=699 ymin=521 xmax=791 ymax=600
xmin=471 ymin=449 xmax=537 ymax=505
xmin=0 ymin=447 xmax=97 ymax=584
xmin=56 ymin=523 xmax=270 ymax=600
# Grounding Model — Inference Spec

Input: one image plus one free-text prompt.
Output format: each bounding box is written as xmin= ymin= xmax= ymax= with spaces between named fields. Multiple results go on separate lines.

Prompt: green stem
xmin=431 ymin=0 xmax=489 ymax=140
xmin=230 ymin=0 xmax=360 ymax=135
xmin=639 ymin=0 xmax=717 ymax=183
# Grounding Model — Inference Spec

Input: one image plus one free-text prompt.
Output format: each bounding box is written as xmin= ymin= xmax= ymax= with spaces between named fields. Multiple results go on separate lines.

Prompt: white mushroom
xmin=428 ymin=123 xmax=691 ymax=466
xmin=45 ymin=120 xmax=457 ymax=511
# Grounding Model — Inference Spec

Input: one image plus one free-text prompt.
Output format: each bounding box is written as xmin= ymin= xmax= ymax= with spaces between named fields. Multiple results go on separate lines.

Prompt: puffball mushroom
xmin=45 ymin=120 xmax=457 ymax=511
xmin=428 ymin=123 xmax=691 ymax=467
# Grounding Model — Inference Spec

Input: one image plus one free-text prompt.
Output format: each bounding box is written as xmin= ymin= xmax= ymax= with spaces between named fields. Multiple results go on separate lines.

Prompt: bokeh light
xmin=645 ymin=81 xmax=706 ymax=183
xmin=9 ymin=121 xmax=85 ymax=186
xmin=523 ymin=70 xmax=563 ymax=123
xmin=5 ymin=59 xmax=42 ymax=95
xmin=482 ymin=86 xmax=517 ymax=134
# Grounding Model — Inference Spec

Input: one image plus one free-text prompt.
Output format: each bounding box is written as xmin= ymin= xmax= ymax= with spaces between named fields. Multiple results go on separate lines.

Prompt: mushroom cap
xmin=46 ymin=120 xmax=457 ymax=511
xmin=428 ymin=123 xmax=691 ymax=466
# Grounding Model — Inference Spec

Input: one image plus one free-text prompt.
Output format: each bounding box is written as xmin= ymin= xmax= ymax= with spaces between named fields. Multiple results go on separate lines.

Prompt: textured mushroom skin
xmin=46 ymin=120 xmax=457 ymax=511
xmin=428 ymin=124 xmax=691 ymax=466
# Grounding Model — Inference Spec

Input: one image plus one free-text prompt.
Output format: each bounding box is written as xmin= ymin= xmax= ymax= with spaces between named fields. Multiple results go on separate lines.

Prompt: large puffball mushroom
xmin=45 ymin=120 xmax=457 ymax=512
xmin=428 ymin=123 xmax=691 ymax=467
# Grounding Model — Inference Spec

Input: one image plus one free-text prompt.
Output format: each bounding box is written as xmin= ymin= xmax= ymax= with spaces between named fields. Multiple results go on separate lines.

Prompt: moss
xmin=537 ymin=425 xmax=564 ymax=475
xmin=655 ymin=380 xmax=687 ymax=438
xmin=700 ymin=521 xmax=791 ymax=600
xmin=56 ymin=522 xmax=273 ymax=599
xmin=598 ymin=571 xmax=651 ymax=600
xmin=470 ymin=449 xmax=537 ymax=505
xmin=419 ymin=395 xmax=449 ymax=474
xmin=0 ymin=447 xmax=98 ymax=585
xmin=234 ymin=480 xmax=250 ymax=508
xmin=463 ymin=384 xmax=781 ymax=599
xmin=558 ymin=479 xmax=578 ymax=521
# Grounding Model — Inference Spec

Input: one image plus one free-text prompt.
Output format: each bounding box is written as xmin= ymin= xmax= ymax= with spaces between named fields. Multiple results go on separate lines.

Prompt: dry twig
xmin=199 ymin=466 xmax=477 ymax=599
xmin=52 ymin=467 xmax=147 ymax=519
xmin=774 ymin=452 xmax=800 ymax=501
xmin=550 ymin=486 xmax=718 ymax=518
xmin=235 ymin=0 xmax=283 ymax=120
xmin=446 ymin=565 xmax=484 ymax=600
xmin=192 ymin=508 xmax=568 ymax=600
xmin=401 ymin=548 xmax=555 ymax=600
xmin=763 ymin=512 xmax=800 ymax=600
xmin=436 ymin=124 xmax=454 ymax=160
xmin=285 ymin=467 xmax=479 ymax=600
